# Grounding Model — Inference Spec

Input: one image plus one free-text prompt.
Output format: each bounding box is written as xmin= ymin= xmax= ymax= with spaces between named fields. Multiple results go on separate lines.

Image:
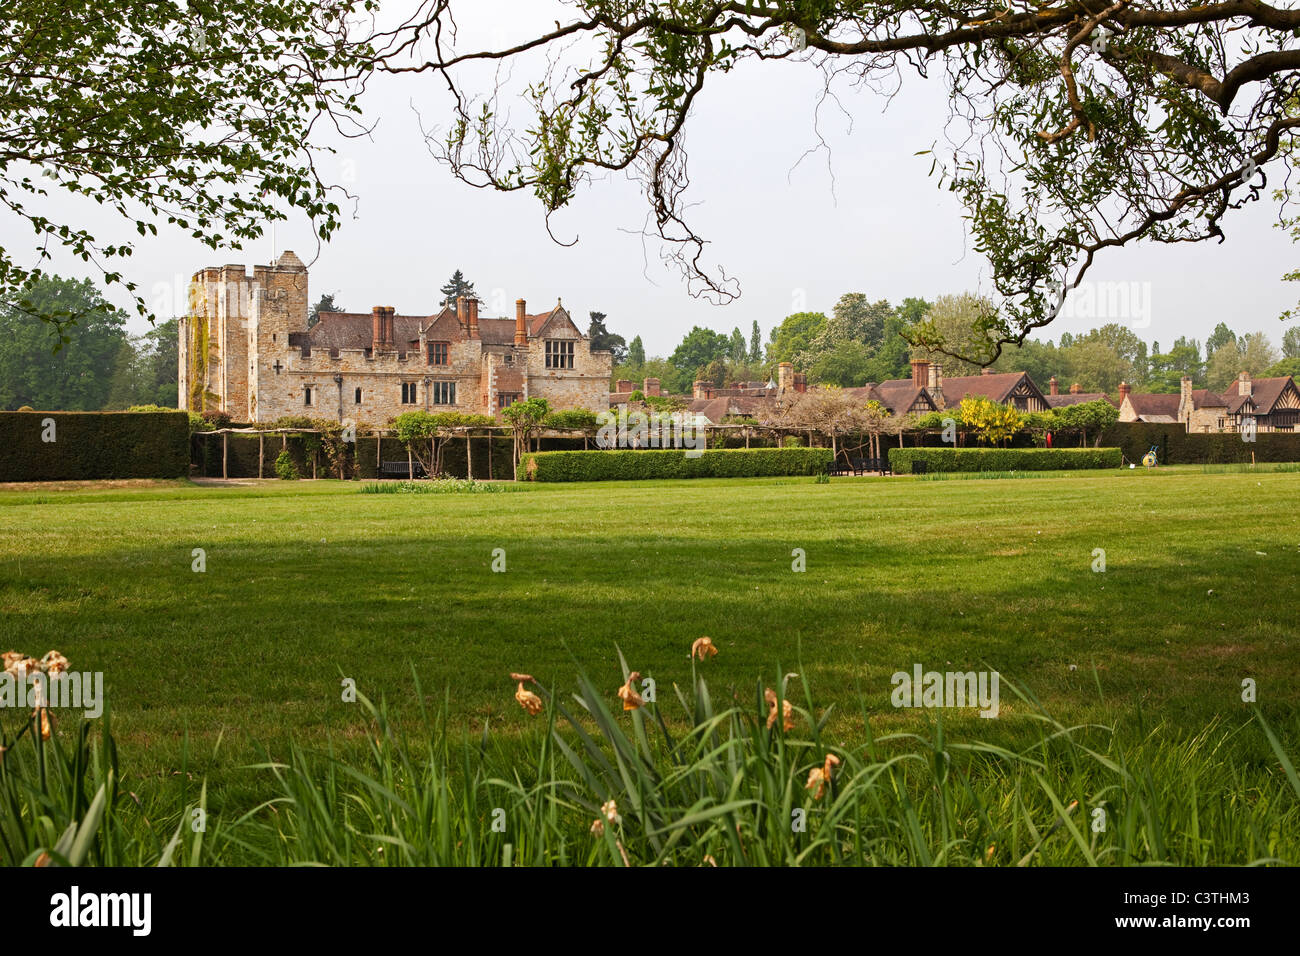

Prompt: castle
xmin=178 ymin=252 xmax=613 ymax=424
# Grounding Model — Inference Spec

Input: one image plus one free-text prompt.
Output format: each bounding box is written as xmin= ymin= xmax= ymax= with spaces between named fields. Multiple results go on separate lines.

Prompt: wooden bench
xmin=381 ymin=460 xmax=425 ymax=479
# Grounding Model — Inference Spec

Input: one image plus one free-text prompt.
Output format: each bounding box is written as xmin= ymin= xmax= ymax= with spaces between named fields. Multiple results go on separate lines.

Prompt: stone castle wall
xmin=182 ymin=252 xmax=612 ymax=425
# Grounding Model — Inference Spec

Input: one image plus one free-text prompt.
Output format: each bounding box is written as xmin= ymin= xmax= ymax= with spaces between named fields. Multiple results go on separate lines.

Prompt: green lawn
xmin=1 ymin=468 xmax=1297 ymax=818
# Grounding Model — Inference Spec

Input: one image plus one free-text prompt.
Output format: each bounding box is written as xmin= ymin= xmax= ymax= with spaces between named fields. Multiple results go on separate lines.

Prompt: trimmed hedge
xmin=1098 ymin=422 xmax=1300 ymax=465
xmin=889 ymin=446 xmax=1122 ymax=473
xmin=519 ymin=447 xmax=833 ymax=481
xmin=0 ymin=411 xmax=190 ymax=481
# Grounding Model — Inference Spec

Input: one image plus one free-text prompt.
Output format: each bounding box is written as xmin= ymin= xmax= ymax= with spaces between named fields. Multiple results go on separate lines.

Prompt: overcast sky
xmin=12 ymin=1 xmax=1300 ymax=358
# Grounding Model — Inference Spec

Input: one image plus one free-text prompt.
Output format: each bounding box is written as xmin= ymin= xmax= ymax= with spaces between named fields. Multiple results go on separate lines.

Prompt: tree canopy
xmin=439 ymin=270 xmax=477 ymax=307
xmin=396 ymin=1 xmax=1300 ymax=361
xmin=2 ymin=0 xmax=378 ymax=330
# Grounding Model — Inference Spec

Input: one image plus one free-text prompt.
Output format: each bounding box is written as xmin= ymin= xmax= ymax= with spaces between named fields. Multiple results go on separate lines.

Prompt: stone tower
xmin=179 ymin=251 xmax=308 ymax=418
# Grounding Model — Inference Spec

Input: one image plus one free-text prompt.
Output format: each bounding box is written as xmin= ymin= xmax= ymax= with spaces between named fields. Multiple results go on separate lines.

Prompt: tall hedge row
xmin=519 ymin=447 xmax=833 ymax=481
xmin=0 ymin=411 xmax=190 ymax=481
xmin=1098 ymin=422 xmax=1300 ymax=464
xmin=888 ymin=446 xmax=1122 ymax=473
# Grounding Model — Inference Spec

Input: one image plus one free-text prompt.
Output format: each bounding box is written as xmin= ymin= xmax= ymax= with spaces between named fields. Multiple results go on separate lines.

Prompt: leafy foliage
xmin=2 ymin=0 xmax=379 ymax=325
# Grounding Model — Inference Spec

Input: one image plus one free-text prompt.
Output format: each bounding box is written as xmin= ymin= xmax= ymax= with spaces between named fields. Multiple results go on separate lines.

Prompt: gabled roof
xmin=1221 ymin=377 xmax=1296 ymax=415
xmin=527 ymin=303 xmax=576 ymax=337
xmin=939 ymin=372 xmax=1037 ymax=404
xmin=868 ymin=380 xmax=936 ymax=414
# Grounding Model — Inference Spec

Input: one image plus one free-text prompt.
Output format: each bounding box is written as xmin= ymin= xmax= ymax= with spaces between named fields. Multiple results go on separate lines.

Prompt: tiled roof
xmin=1045 ymin=392 xmax=1114 ymax=408
xmin=1222 ymin=377 xmax=1294 ymax=414
xmin=938 ymin=372 xmax=1028 ymax=404
xmin=293 ymin=307 xmax=546 ymax=350
xmin=301 ymin=312 xmax=427 ymax=351
xmin=1125 ymin=393 xmax=1181 ymax=419
xmin=1189 ymin=389 xmax=1226 ymax=409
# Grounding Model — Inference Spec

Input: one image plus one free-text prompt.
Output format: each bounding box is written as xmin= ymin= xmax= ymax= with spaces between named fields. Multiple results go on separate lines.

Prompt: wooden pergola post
xmin=258 ymin=432 xmax=264 ymax=478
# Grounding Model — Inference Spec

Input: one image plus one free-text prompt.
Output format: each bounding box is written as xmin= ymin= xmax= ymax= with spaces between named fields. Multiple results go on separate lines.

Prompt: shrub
xmin=889 ymin=446 xmax=1122 ymax=473
xmin=0 ymin=411 xmax=190 ymax=481
xmin=519 ymin=447 xmax=833 ymax=481
xmin=543 ymin=408 xmax=599 ymax=431
xmin=781 ymin=435 xmax=804 ymax=448
xmin=274 ymin=449 xmax=299 ymax=480
xmin=200 ymin=408 xmax=232 ymax=429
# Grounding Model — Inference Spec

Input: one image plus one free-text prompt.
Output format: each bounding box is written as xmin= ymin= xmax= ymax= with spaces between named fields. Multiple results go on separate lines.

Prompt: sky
xmin=10 ymin=1 xmax=1300 ymax=359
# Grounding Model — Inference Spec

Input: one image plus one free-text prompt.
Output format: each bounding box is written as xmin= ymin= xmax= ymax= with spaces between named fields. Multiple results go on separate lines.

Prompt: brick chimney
xmin=1049 ymin=376 xmax=1059 ymax=396
xmin=1119 ymin=381 xmax=1131 ymax=402
xmin=1239 ymin=370 xmax=1251 ymax=398
xmin=1180 ymin=375 xmax=1193 ymax=423
xmin=693 ymin=380 xmax=712 ymax=400
xmin=793 ymin=372 xmax=807 ymax=393
xmin=384 ymin=307 xmax=395 ymax=348
xmin=371 ymin=307 xmax=394 ymax=349
xmin=927 ymin=363 xmax=940 ymax=391
xmin=1070 ymin=382 xmax=1082 ymax=394
xmin=467 ymin=297 xmax=480 ymax=340
xmin=616 ymin=379 xmax=633 ymax=393
xmin=643 ymin=377 xmax=661 ymax=397
xmin=778 ymin=362 xmax=793 ymax=392
xmin=456 ymin=295 xmax=469 ymax=332
xmin=515 ymin=299 xmax=528 ymax=346
xmin=911 ymin=359 xmax=929 ymax=388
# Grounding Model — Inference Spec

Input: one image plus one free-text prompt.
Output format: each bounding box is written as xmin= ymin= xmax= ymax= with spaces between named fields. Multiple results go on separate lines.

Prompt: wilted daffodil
xmin=511 ymin=673 xmax=543 ymax=716
xmin=764 ymin=688 xmax=795 ymax=731
xmin=691 ymin=637 xmax=718 ymax=661
xmin=591 ymin=799 xmax=621 ymax=836
xmin=805 ymin=754 xmax=841 ymax=800
xmin=42 ymin=651 xmax=69 ymax=676
xmin=617 ymin=672 xmax=644 ymax=711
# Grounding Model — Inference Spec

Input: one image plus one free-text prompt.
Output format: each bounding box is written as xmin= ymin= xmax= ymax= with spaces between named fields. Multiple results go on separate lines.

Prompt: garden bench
xmin=381 ymin=460 xmax=425 ymax=479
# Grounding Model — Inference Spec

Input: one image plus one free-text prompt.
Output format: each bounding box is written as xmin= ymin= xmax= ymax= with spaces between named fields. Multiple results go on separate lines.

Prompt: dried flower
xmin=764 ymin=688 xmax=795 ymax=731
xmin=617 ymin=672 xmax=644 ymax=711
xmin=42 ymin=651 xmax=69 ymax=675
xmin=691 ymin=636 xmax=718 ymax=661
xmin=2 ymin=651 xmax=23 ymax=673
xmin=805 ymin=753 xmax=841 ymax=800
xmin=35 ymin=707 xmax=51 ymax=740
xmin=512 ymin=674 xmax=543 ymax=716
xmin=592 ymin=800 xmax=621 ymax=836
